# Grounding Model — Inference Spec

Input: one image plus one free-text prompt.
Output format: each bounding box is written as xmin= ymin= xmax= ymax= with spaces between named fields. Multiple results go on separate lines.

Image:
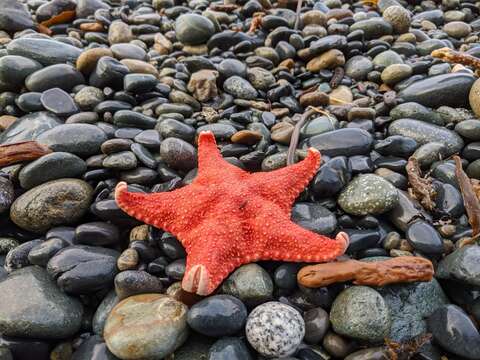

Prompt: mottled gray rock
xmin=437 ymin=245 xmax=480 ymax=287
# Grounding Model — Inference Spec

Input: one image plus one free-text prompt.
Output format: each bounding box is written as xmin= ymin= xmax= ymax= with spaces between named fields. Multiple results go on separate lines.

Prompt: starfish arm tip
xmin=114 ymin=181 xmax=128 ymax=200
xmin=182 ymin=264 xmax=211 ymax=296
xmin=336 ymin=231 xmax=350 ymax=252
xmin=198 ymin=131 xmax=216 ymax=142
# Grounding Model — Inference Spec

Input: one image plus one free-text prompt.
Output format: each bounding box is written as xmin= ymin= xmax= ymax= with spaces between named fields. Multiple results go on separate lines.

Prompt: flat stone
xmin=18 ymin=152 xmax=86 ymax=189
xmin=10 ymin=179 xmax=93 ymax=233
xmin=7 ymin=38 xmax=82 ymax=66
xmin=0 ymin=0 xmax=34 ymax=33
xmin=0 ymin=111 xmax=61 ymax=144
xmin=398 ymin=73 xmax=475 ymax=108
xmin=330 ymin=286 xmax=391 ymax=342
xmin=301 ymin=128 xmax=373 ymax=157
xmin=40 ymin=88 xmax=79 ymax=116
xmin=26 ymin=64 xmax=85 ymax=92
xmin=0 ymin=266 xmax=83 ymax=339
xmin=104 ymin=294 xmax=188 ymax=359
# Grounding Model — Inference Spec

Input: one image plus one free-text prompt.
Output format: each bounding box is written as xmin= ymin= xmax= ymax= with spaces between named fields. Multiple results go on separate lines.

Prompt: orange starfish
xmin=115 ymin=131 xmax=349 ymax=296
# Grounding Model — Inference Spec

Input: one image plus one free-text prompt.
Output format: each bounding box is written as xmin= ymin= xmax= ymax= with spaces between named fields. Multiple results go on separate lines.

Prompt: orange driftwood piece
xmin=40 ymin=10 xmax=76 ymax=27
xmin=0 ymin=141 xmax=51 ymax=167
xmin=431 ymin=47 xmax=480 ymax=70
xmin=298 ymin=256 xmax=434 ymax=288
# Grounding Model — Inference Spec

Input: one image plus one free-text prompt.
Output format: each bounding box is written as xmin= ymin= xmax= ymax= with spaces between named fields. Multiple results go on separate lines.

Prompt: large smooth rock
xmin=36 ymin=124 xmax=107 ymax=157
xmin=427 ymin=305 xmax=480 ymax=359
xmin=104 ymin=294 xmax=188 ymax=359
xmin=7 ymin=38 xmax=82 ymax=66
xmin=388 ymin=190 xmax=431 ymax=231
xmin=175 ymin=14 xmax=215 ymax=45
xmin=26 ymin=64 xmax=85 ymax=92
xmin=10 ymin=179 xmax=93 ymax=233
xmin=338 ymin=174 xmax=399 ymax=216
xmin=76 ymin=0 xmax=110 ymax=18
xmin=330 ymin=286 xmax=391 ymax=342
xmin=0 ymin=266 xmax=83 ymax=339
xmin=377 ymin=279 xmax=448 ymax=342
xmin=398 ymin=73 xmax=475 ymax=108
xmin=389 ymin=118 xmax=464 ymax=156
xmin=301 ymin=128 xmax=373 ymax=157
xmin=18 ymin=152 xmax=87 ymax=189
xmin=0 ymin=56 xmax=42 ymax=91
xmin=436 ymin=245 xmax=480 ymax=287
xmin=47 ymin=245 xmax=119 ymax=294
xmin=0 ymin=112 xmax=61 ymax=144
xmin=291 ymin=202 xmax=337 ymax=235
xmin=0 ymin=0 xmax=34 ymax=33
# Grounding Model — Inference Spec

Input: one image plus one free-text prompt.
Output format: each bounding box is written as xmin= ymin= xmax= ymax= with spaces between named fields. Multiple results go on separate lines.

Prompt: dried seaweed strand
xmin=406 ymin=156 xmax=436 ymax=211
xmin=454 ymin=155 xmax=480 ymax=242
xmin=0 ymin=141 xmax=51 ymax=167
xmin=287 ymin=106 xmax=333 ymax=165
xmin=431 ymin=47 xmax=480 ymax=70
xmin=385 ymin=334 xmax=432 ymax=360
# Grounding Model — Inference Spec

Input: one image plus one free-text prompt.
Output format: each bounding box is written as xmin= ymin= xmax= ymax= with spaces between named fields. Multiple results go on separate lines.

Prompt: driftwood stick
xmin=0 ymin=141 xmax=51 ymax=167
xmin=298 ymin=257 xmax=434 ymax=288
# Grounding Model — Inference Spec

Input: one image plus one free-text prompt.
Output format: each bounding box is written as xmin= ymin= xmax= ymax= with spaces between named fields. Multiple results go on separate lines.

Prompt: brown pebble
xmin=76 ymin=48 xmax=113 ymax=74
xmin=438 ymin=224 xmax=456 ymax=237
xmin=307 ymin=49 xmax=345 ymax=72
xmin=271 ymin=121 xmax=295 ymax=145
xmin=79 ymin=22 xmax=104 ymax=32
xmin=302 ymin=10 xmax=327 ymax=26
xmin=231 ymin=130 xmax=263 ymax=145
xmin=117 ymin=248 xmax=139 ymax=271
xmin=120 ymin=59 xmax=159 ymax=77
xmin=153 ymin=33 xmax=173 ymax=55
xmin=0 ymin=115 xmax=16 ymax=131
xmin=299 ymin=91 xmax=329 ymax=107
xmin=399 ymin=239 xmax=414 ymax=252
xmin=129 ymin=224 xmax=149 ymax=242
xmin=326 ymin=8 xmax=353 ymax=20
xmin=187 ymin=70 xmax=219 ymax=102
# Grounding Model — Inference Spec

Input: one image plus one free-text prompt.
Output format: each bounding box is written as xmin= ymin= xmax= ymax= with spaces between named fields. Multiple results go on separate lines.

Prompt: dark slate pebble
xmin=4 ymin=239 xmax=43 ymax=272
xmin=374 ymin=135 xmax=417 ymax=158
xmin=46 ymin=245 xmax=119 ymax=294
xmin=89 ymin=57 xmax=130 ymax=89
xmin=36 ymin=124 xmax=107 ymax=157
xmin=311 ymin=156 xmax=351 ymax=196
xmin=0 ymin=0 xmax=34 ymax=33
xmin=406 ymin=220 xmax=444 ymax=255
xmin=71 ymin=335 xmax=118 ymax=360
xmin=131 ymin=143 xmax=157 ymax=168
xmin=301 ymin=129 xmax=373 ymax=157
xmin=26 ymin=64 xmax=85 ymax=92
xmin=208 ymin=337 xmax=253 ymax=360
xmin=114 ymin=270 xmax=163 ymax=300
xmin=75 ymin=222 xmax=119 ymax=246
xmin=0 ymin=177 xmax=14 ymax=214
xmin=40 ymin=88 xmax=79 ymax=116
xmin=6 ymin=38 xmax=82 ymax=66
xmin=28 ymin=238 xmax=69 ymax=266
xmin=427 ymin=305 xmax=480 ymax=359
xmin=304 ymin=307 xmax=329 ymax=344
xmin=0 ymin=111 xmax=61 ymax=144
xmin=435 ymin=183 xmax=464 ymax=218
xmin=157 ymin=118 xmax=196 ymax=142
xmin=165 ymin=258 xmax=186 ymax=280
xmin=113 ymin=110 xmax=157 ymax=129
xmin=15 ymin=92 xmax=44 ymax=112
xmin=291 ymin=203 xmax=337 ymax=235
xmin=187 ymin=295 xmax=247 ymax=337
xmin=18 ymin=152 xmax=87 ymax=189
xmin=0 ymin=55 xmax=42 ymax=91
xmin=345 ymin=229 xmax=381 ymax=253
xmin=398 ymin=73 xmax=475 ymax=108
xmin=436 ymin=245 xmax=480 ymax=287
xmin=274 ymin=263 xmax=300 ymax=291
xmin=124 ymin=73 xmax=157 ymax=93
xmin=160 ymin=232 xmax=186 ymax=260
xmin=160 ymin=137 xmax=197 ymax=171
xmin=133 ymin=130 xmax=161 ymax=148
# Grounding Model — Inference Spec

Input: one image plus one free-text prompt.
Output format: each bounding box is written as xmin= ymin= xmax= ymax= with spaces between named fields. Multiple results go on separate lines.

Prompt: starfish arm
xmin=181 ymin=216 xmax=245 ymax=296
xmin=115 ymin=181 xmax=182 ymax=230
xmin=196 ymin=131 xmax=247 ymax=183
xmin=250 ymin=148 xmax=321 ymax=212
xmin=248 ymin=209 xmax=349 ymax=263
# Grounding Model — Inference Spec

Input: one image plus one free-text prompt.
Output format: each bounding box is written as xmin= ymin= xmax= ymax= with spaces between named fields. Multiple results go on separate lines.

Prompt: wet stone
xmin=75 ymin=222 xmax=119 ymax=246
xmin=104 ymin=294 xmax=188 ymax=359
xmin=291 ymin=202 xmax=337 ymax=235
xmin=187 ymin=295 xmax=247 ymax=337
xmin=176 ymin=14 xmax=215 ymax=45
xmin=246 ymin=302 xmax=305 ymax=358
xmin=114 ymin=270 xmax=163 ymax=300
xmin=223 ymin=76 xmax=258 ymax=100
xmin=436 ymin=245 xmax=480 ymax=287
xmin=40 ymin=88 xmax=78 ymax=116
xmin=28 ymin=238 xmax=69 ymax=266
xmin=0 ymin=266 xmax=83 ymax=339
xmin=208 ymin=337 xmax=253 ymax=360
xmin=47 ymin=245 xmax=119 ymax=294
xmin=330 ymin=286 xmax=391 ymax=342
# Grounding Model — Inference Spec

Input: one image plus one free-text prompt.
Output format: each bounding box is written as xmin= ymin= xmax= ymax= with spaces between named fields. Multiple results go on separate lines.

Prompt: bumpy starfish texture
xmin=115 ymin=131 xmax=349 ymax=296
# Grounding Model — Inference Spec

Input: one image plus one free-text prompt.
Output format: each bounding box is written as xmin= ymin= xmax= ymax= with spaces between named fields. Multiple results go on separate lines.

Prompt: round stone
xmin=10 ymin=179 xmax=93 ymax=233
xmin=105 ymin=294 xmax=188 ymax=359
xmin=330 ymin=286 xmax=391 ymax=342
xmin=187 ymin=295 xmax=247 ymax=337
xmin=0 ymin=266 xmax=83 ymax=339
xmin=443 ymin=21 xmax=471 ymax=38
xmin=221 ymin=264 xmax=274 ymax=307
xmin=223 ymin=76 xmax=258 ymax=100
xmin=246 ymin=302 xmax=305 ymax=358
xmin=381 ymin=64 xmax=412 ymax=85
xmin=208 ymin=337 xmax=253 ymax=360
xmin=338 ymin=174 xmax=399 ymax=216
xmin=40 ymin=88 xmax=78 ymax=116
xmin=18 ymin=152 xmax=87 ymax=189
xmin=176 ymin=14 xmax=215 ymax=45
xmin=382 ymin=5 xmax=411 ymax=33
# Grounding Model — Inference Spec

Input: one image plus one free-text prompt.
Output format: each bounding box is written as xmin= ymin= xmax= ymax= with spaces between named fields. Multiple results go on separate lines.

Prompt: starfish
xmin=115 ymin=131 xmax=349 ymax=296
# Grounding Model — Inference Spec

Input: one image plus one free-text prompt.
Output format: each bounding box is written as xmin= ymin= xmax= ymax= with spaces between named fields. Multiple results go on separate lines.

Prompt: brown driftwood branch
xmin=406 ymin=156 xmax=436 ymax=211
xmin=298 ymin=257 xmax=434 ymax=288
xmin=454 ymin=155 xmax=480 ymax=245
xmin=431 ymin=47 xmax=480 ymax=70
xmin=0 ymin=141 xmax=51 ymax=167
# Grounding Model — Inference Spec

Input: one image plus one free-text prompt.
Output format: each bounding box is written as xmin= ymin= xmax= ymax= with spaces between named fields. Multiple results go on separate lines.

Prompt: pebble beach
xmin=0 ymin=0 xmax=480 ymax=359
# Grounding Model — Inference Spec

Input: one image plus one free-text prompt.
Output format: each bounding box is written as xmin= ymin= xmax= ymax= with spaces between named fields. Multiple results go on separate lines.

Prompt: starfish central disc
xmin=115 ymin=131 xmax=349 ymax=296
